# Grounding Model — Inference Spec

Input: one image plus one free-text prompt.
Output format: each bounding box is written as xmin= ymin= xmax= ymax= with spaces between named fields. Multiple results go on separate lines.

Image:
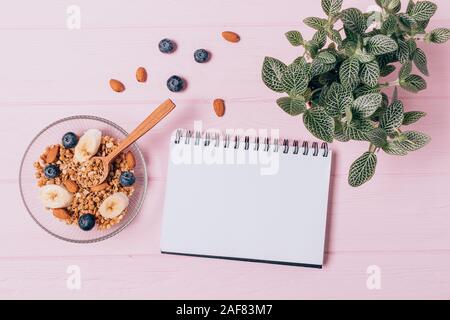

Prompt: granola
xmin=34 ymin=131 xmax=136 ymax=231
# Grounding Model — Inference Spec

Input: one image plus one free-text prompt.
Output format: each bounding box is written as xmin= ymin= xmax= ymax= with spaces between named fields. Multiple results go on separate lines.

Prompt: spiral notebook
xmin=161 ymin=129 xmax=332 ymax=268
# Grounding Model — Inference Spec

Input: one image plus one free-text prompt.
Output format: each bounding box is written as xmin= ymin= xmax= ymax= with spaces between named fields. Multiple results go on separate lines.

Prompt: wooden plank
xmin=0 ymin=27 xmax=448 ymax=104
xmin=1 ymin=99 xmax=449 ymax=181
xmin=2 ymin=170 xmax=450 ymax=258
xmin=0 ymin=252 xmax=449 ymax=299
xmin=1 ymin=0 xmax=450 ymax=299
xmin=1 ymin=0 xmax=448 ymax=29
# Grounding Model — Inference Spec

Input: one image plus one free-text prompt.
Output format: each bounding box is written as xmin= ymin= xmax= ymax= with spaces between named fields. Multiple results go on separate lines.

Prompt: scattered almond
xmin=213 ymin=99 xmax=226 ymax=117
xmin=110 ymin=79 xmax=125 ymax=92
xmin=222 ymin=31 xmax=240 ymax=43
xmin=136 ymin=67 xmax=148 ymax=83
xmin=52 ymin=208 xmax=71 ymax=220
xmin=63 ymin=179 xmax=79 ymax=193
xmin=91 ymin=182 xmax=109 ymax=192
xmin=126 ymin=151 xmax=136 ymax=169
xmin=45 ymin=145 xmax=60 ymax=163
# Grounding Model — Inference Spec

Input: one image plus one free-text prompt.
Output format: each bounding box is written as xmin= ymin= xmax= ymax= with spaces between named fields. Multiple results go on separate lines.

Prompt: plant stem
xmin=381 ymin=79 xmax=400 ymax=87
xmin=406 ymin=33 xmax=427 ymax=41
xmin=369 ymin=143 xmax=377 ymax=153
xmin=311 ymin=88 xmax=322 ymax=95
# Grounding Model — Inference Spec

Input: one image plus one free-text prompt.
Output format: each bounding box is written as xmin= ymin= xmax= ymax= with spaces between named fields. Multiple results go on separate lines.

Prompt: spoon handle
xmin=107 ymin=99 xmax=176 ymax=161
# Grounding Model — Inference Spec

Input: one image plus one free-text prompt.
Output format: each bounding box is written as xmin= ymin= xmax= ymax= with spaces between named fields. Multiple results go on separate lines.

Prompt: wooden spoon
xmin=92 ymin=99 xmax=176 ymax=186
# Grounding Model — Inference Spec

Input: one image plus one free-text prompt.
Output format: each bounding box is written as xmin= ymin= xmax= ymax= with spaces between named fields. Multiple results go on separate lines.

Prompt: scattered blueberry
xmin=167 ymin=75 xmax=185 ymax=92
xmin=120 ymin=171 xmax=136 ymax=187
xmin=78 ymin=214 xmax=96 ymax=231
xmin=44 ymin=164 xmax=61 ymax=179
xmin=159 ymin=38 xmax=176 ymax=53
xmin=62 ymin=132 xmax=78 ymax=148
xmin=194 ymin=49 xmax=210 ymax=63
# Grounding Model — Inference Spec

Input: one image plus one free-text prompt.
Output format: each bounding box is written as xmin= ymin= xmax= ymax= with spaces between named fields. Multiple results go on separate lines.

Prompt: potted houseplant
xmin=262 ymin=0 xmax=449 ymax=186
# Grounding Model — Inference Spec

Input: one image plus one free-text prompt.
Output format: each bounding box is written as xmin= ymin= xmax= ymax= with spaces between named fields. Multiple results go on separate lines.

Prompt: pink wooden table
xmin=1 ymin=0 xmax=449 ymax=299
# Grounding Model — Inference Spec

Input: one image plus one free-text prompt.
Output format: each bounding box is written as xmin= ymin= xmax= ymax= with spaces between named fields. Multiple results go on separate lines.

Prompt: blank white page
xmin=161 ymin=131 xmax=332 ymax=268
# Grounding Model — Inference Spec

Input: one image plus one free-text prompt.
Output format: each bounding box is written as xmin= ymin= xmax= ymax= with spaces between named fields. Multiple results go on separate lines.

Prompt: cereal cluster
xmin=34 ymin=134 xmax=136 ymax=230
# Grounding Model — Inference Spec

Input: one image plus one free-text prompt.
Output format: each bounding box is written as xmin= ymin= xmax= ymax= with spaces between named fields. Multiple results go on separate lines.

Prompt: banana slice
xmin=39 ymin=185 xmax=73 ymax=209
xmin=98 ymin=192 xmax=129 ymax=219
xmin=74 ymin=129 xmax=102 ymax=163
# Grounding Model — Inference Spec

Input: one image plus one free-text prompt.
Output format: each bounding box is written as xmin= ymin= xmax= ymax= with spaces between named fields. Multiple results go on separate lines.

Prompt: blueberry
xmin=194 ymin=49 xmax=209 ymax=63
xmin=167 ymin=75 xmax=185 ymax=92
xmin=78 ymin=214 xmax=96 ymax=231
xmin=44 ymin=164 xmax=61 ymax=179
xmin=62 ymin=132 xmax=78 ymax=148
xmin=159 ymin=38 xmax=176 ymax=53
xmin=120 ymin=171 xmax=136 ymax=186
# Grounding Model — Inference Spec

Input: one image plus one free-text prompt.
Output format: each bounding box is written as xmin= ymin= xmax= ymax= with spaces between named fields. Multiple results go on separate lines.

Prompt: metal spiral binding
xmin=174 ymin=129 xmax=329 ymax=157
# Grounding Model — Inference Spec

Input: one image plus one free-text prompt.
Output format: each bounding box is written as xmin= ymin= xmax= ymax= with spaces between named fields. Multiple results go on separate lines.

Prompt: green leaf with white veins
xmin=292 ymin=56 xmax=308 ymax=68
xmin=324 ymin=82 xmax=353 ymax=117
xmin=388 ymin=0 xmax=401 ymax=13
xmin=341 ymin=8 xmax=367 ymax=34
xmin=399 ymin=61 xmax=412 ymax=80
xmin=367 ymin=35 xmax=399 ymax=56
xmin=355 ymin=51 xmax=376 ymax=64
xmin=310 ymin=59 xmax=335 ymax=77
xmin=382 ymin=15 xmax=397 ymax=35
xmin=407 ymin=39 xmax=417 ymax=59
xmin=382 ymin=141 xmax=408 ymax=156
xmin=277 ymin=97 xmax=306 ymax=116
xmin=380 ymin=65 xmax=396 ymax=77
xmin=330 ymin=30 xmax=343 ymax=46
xmin=410 ymin=1 xmax=437 ymax=22
xmin=303 ymin=106 xmax=335 ymax=143
xmin=360 ymin=61 xmax=380 ymax=87
xmin=317 ymin=52 xmax=336 ymax=64
xmin=367 ymin=128 xmax=388 ymax=148
xmin=262 ymin=57 xmax=287 ymax=93
xmin=354 ymin=84 xmax=381 ymax=98
xmin=403 ymin=111 xmax=427 ymax=125
xmin=400 ymin=74 xmax=427 ymax=93
xmin=340 ymin=57 xmax=360 ymax=90
xmin=285 ymin=31 xmax=304 ymax=46
xmin=396 ymin=131 xmax=431 ymax=151
xmin=380 ymin=100 xmax=404 ymax=135
xmin=312 ymin=30 xmax=327 ymax=49
xmin=303 ymin=17 xmax=327 ymax=30
xmin=427 ymin=28 xmax=450 ymax=44
xmin=407 ymin=0 xmax=415 ymax=14
xmin=413 ymin=48 xmax=429 ymax=76
xmin=322 ymin=0 xmax=343 ymax=16
xmin=396 ymin=40 xmax=410 ymax=65
xmin=281 ymin=63 xmax=309 ymax=96
xmin=375 ymin=0 xmax=389 ymax=8
xmin=343 ymin=119 xmax=374 ymax=141
xmin=352 ymin=93 xmax=382 ymax=118
xmin=348 ymin=152 xmax=377 ymax=187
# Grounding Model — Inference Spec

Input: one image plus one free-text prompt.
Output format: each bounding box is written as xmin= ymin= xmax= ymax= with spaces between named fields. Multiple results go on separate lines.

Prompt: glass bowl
xmin=19 ymin=115 xmax=148 ymax=243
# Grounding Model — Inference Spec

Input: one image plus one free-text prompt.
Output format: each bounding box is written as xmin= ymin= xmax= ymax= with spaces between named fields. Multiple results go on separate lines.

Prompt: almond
xmin=136 ymin=67 xmax=147 ymax=83
xmin=45 ymin=145 xmax=60 ymax=163
xmin=52 ymin=208 xmax=71 ymax=220
xmin=63 ymin=179 xmax=79 ymax=193
xmin=91 ymin=182 xmax=109 ymax=192
xmin=222 ymin=31 xmax=240 ymax=43
xmin=126 ymin=151 xmax=136 ymax=169
xmin=213 ymin=99 xmax=225 ymax=117
xmin=110 ymin=79 xmax=125 ymax=92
